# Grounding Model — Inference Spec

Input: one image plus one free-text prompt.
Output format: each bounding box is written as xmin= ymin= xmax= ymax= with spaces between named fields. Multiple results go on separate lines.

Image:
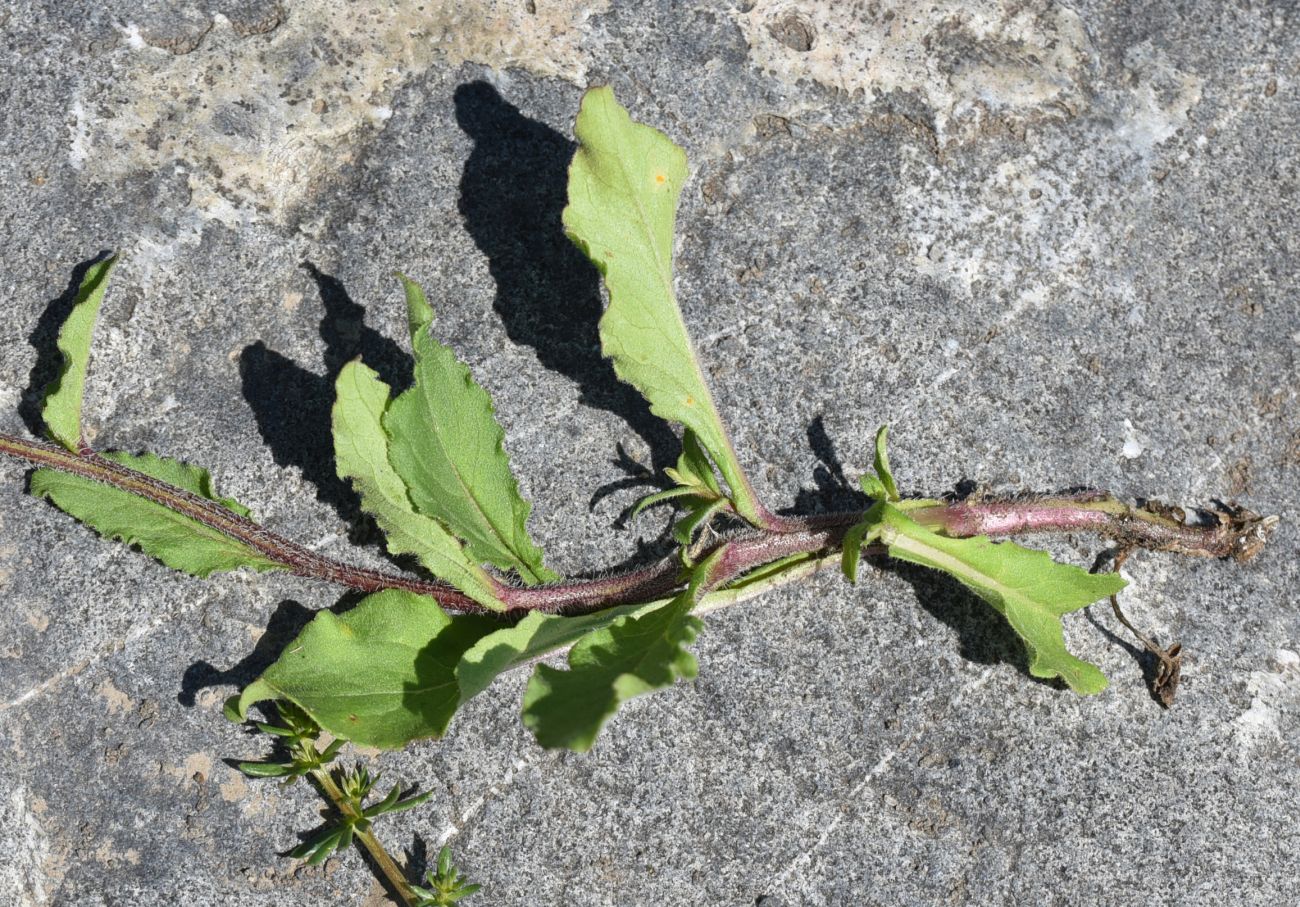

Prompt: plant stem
xmin=308 ymin=761 xmax=418 ymax=906
xmin=1 ymin=431 xmax=1276 ymax=619
xmin=0 ymin=432 xmax=485 ymax=610
xmin=909 ymin=491 xmax=1275 ymax=562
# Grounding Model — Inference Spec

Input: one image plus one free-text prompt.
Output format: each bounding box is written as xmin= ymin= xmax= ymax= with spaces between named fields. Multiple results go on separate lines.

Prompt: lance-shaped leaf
xmin=232 ymin=590 xmax=501 ymax=750
xmin=42 ymin=254 xmax=118 ymax=450
xmin=29 ymin=450 xmax=282 ymax=577
xmin=563 ymin=88 xmax=766 ymax=525
xmin=333 ymin=359 xmax=507 ymax=611
xmin=875 ymin=505 xmax=1125 ymax=694
xmin=383 ymin=277 xmax=555 ymax=584
xmin=522 ymin=549 xmax=722 ymax=751
xmin=868 ymin=424 xmax=899 ymax=502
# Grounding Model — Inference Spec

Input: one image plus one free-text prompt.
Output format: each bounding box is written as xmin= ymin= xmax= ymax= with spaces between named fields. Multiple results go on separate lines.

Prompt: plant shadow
xmin=179 ymin=599 xmax=316 ymax=706
xmin=789 ymin=415 xmax=870 ymax=516
xmin=889 ymin=563 xmax=1033 ymax=675
xmin=238 ymin=264 xmax=413 ymax=545
xmin=19 ymin=250 xmax=115 ymax=437
xmin=454 ymin=80 xmax=680 ymax=474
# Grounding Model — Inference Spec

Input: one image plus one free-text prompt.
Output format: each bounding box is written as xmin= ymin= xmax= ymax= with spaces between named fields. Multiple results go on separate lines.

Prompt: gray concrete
xmin=1 ymin=1 xmax=1297 ymax=904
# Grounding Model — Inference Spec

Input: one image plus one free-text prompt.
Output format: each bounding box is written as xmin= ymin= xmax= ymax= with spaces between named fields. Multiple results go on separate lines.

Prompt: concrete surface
xmin=1 ymin=1 xmax=1297 ymax=904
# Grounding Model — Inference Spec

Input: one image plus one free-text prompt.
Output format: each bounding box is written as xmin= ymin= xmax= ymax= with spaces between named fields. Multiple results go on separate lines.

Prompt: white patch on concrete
xmin=1114 ymin=41 xmax=1204 ymax=162
xmin=0 ymin=786 xmax=52 ymax=906
xmin=66 ymin=100 xmax=90 ymax=171
xmin=113 ymin=21 xmax=148 ymax=51
xmin=813 ymin=20 xmax=1204 ymax=314
xmin=1121 ymin=420 xmax=1146 ymax=460
xmin=129 ymin=209 xmax=211 ymax=276
xmin=1234 ymin=648 xmax=1300 ymax=755
xmin=67 ymin=1 xmax=608 ymax=227
xmin=738 ymin=0 xmax=1094 ymax=142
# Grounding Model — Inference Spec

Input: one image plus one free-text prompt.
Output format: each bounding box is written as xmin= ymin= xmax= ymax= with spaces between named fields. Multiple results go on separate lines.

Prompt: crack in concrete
xmin=435 ymin=750 xmax=549 ymax=849
xmin=770 ymin=666 xmax=996 ymax=895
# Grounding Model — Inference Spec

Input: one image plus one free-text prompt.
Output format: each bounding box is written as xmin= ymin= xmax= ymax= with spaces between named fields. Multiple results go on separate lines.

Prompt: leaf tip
xmin=395 ymin=272 xmax=434 ymax=339
xmin=229 ymin=679 xmax=276 ymax=724
xmin=223 ymin=694 xmax=246 ymax=723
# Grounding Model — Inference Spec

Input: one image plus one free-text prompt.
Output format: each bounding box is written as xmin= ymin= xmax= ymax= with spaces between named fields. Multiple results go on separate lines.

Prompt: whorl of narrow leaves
xmin=563 ymin=87 xmax=768 ymax=526
xmin=634 ymin=430 xmax=733 ymax=562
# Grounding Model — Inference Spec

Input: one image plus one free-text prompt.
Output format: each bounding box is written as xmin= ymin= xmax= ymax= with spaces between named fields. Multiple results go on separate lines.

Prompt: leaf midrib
xmin=596 ymin=102 xmax=725 ymax=445
xmin=402 ymin=366 xmax=534 ymax=580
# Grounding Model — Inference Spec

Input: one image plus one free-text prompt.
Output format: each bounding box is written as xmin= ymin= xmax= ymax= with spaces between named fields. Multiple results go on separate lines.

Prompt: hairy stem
xmin=1 ymin=431 xmax=1276 ymax=619
xmin=911 ymin=491 xmax=1276 ymax=562
xmin=0 ymin=432 xmax=484 ymax=612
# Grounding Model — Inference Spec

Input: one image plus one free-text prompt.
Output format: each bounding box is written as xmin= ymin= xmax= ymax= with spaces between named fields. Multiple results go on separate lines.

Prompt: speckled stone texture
xmin=1 ymin=1 xmax=1297 ymax=905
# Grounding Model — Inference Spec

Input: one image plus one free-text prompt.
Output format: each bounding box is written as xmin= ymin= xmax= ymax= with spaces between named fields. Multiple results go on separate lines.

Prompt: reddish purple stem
xmin=0 ymin=431 xmax=1274 ymax=618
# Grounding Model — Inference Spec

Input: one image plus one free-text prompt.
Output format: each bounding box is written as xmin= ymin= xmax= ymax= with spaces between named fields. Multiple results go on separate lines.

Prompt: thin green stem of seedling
xmin=233 ymin=704 xmax=444 ymax=906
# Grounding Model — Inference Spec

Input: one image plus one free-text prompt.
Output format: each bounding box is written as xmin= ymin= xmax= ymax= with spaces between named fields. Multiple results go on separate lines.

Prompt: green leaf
xmin=332 ymin=359 xmax=507 ymax=611
xmin=672 ymin=496 xmax=729 ymax=552
xmin=364 ymin=786 xmax=433 ymax=818
xmin=383 ymin=276 xmax=556 ymax=585
xmin=563 ymin=87 xmax=765 ymax=525
xmin=42 ymin=255 xmax=118 ymax=450
xmin=876 ymin=506 xmax=1125 ymax=694
xmin=233 ymin=554 xmax=834 ymax=753
xmin=521 ymin=550 xmax=721 ymax=751
xmin=292 ymin=825 xmax=350 ymax=864
xmin=456 ymin=601 xmax=662 ymax=703
xmin=631 ymin=484 xmax=700 ymax=517
xmin=412 ymin=846 xmax=482 ymax=906
xmin=236 ymin=760 xmax=294 ymax=778
xmin=664 ymin=430 xmax=721 ymax=495
xmin=231 ymin=587 xmax=678 ymax=750
xmin=634 ymin=432 xmax=727 ymax=519
xmin=232 ymin=590 xmax=500 ymax=750
xmin=871 ymin=425 xmax=900 ymax=502
xmin=840 ymin=501 xmax=885 ymax=585
xmin=720 ymin=551 xmax=824 ymax=595
xmin=29 ymin=450 xmax=282 ymax=577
